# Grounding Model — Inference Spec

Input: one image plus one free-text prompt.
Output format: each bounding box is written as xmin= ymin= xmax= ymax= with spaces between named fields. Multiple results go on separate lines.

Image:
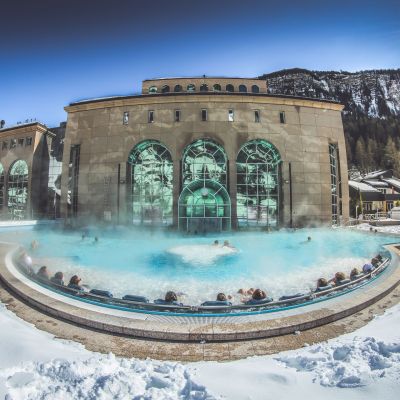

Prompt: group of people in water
xmin=315 ymin=254 xmax=383 ymax=291
xmin=212 ymin=239 xmax=235 ymax=249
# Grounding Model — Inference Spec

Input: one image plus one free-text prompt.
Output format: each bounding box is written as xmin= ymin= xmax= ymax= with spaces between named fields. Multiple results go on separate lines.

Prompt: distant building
xmin=348 ymin=170 xmax=400 ymax=216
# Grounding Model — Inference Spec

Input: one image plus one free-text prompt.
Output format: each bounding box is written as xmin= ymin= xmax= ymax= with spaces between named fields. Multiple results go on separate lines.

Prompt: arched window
xmin=239 ymin=85 xmax=247 ymax=93
xmin=0 ymin=163 xmax=4 ymax=210
xmin=161 ymin=85 xmax=170 ymax=93
xmin=148 ymin=86 xmax=157 ymax=94
xmin=251 ymin=85 xmax=260 ymax=93
xmin=236 ymin=140 xmax=281 ymax=228
xmin=174 ymin=84 xmax=182 ymax=92
xmin=200 ymin=84 xmax=208 ymax=92
xmin=213 ymin=84 xmax=221 ymax=92
xmin=128 ymin=140 xmax=173 ymax=226
xmin=226 ymin=84 xmax=234 ymax=92
xmin=182 ymin=139 xmax=227 ymax=188
xmin=187 ymin=84 xmax=196 ymax=92
xmin=8 ymin=160 xmax=29 ymax=220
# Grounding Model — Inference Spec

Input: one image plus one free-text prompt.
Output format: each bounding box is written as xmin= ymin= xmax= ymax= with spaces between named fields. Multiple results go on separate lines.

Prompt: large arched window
xmin=8 ymin=160 xmax=29 ymax=220
xmin=174 ymin=84 xmax=182 ymax=92
xmin=200 ymin=84 xmax=208 ymax=92
xmin=251 ymin=85 xmax=260 ymax=93
xmin=161 ymin=85 xmax=170 ymax=93
xmin=0 ymin=163 xmax=4 ymax=211
xmin=148 ymin=86 xmax=157 ymax=94
xmin=213 ymin=84 xmax=221 ymax=92
xmin=226 ymin=84 xmax=234 ymax=92
xmin=128 ymin=140 xmax=173 ymax=226
xmin=239 ymin=85 xmax=247 ymax=93
xmin=187 ymin=84 xmax=196 ymax=92
xmin=236 ymin=140 xmax=281 ymax=228
xmin=182 ymin=139 xmax=227 ymax=187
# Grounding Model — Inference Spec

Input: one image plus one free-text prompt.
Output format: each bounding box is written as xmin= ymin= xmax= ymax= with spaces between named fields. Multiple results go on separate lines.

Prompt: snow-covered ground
xmin=0 ymin=299 xmax=399 ymax=399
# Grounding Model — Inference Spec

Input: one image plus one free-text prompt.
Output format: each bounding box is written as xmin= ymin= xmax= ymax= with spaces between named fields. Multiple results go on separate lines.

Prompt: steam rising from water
xmin=1 ymin=226 xmax=396 ymax=305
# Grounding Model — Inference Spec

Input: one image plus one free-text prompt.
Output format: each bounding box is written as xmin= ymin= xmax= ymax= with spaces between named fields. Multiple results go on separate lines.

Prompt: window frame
xmin=174 ymin=109 xmax=181 ymax=122
xmin=148 ymin=110 xmax=154 ymax=123
xmin=228 ymin=109 xmax=234 ymax=122
xmin=201 ymin=109 xmax=208 ymax=122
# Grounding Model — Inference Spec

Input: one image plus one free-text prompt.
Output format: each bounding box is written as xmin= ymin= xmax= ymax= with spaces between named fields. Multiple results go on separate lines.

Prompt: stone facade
xmin=0 ymin=122 xmax=56 ymax=220
xmin=61 ymin=77 xmax=349 ymax=229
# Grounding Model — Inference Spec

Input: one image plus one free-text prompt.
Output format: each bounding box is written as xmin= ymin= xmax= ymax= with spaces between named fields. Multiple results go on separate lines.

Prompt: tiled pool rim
xmin=1 ymin=241 xmax=400 ymax=342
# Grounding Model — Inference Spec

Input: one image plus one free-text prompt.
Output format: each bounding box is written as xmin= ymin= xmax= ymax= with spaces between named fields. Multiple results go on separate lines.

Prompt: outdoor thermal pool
xmin=0 ymin=226 xmax=397 ymax=305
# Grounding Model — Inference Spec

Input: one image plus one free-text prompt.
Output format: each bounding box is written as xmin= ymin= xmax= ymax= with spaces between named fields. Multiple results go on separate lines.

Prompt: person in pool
xmin=36 ymin=266 xmax=50 ymax=280
xmin=223 ymin=240 xmax=236 ymax=249
xmin=329 ymin=271 xmax=347 ymax=286
xmin=212 ymin=240 xmax=219 ymax=246
xmin=68 ymin=275 xmax=84 ymax=291
xmin=50 ymin=271 xmax=65 ymax=286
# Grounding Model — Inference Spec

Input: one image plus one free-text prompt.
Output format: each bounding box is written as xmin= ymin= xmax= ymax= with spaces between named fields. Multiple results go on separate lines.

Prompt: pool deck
xmin=1 ymin=241 xmax=400 ymax=360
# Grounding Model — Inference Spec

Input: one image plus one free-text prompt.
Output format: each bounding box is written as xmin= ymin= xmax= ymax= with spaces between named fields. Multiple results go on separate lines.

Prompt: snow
xmin=348 ymin=180 xmax=380 ymax=192
xmin=1 ymin=292 xmax=400 ymax=399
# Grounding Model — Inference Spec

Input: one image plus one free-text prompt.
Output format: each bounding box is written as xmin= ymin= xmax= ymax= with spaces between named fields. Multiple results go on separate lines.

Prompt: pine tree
xmin=382 ymin=137 xmax=398 ymax=170
xmin=354 ymin=137 xmax=367 ymax=172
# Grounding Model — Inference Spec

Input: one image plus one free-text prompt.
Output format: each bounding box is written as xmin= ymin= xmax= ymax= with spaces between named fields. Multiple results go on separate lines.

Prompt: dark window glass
xmin=254 ymin=110 xmax=260 ymax=123
xmin=25 ymin=137 xmax=32 ymax=146
xmin=18 ymin=138 xmax=24 ymax=147
xmin=161 ymin=85 xmax=170 ymax=93
xmin=175 ymin=109 xmax=181 ymax=122
xmin=148 ymin=110 xmax=154 ymax=123
xmin=251 ymin=85 xmax=260 ymax=93
xmin=279 ymin=111 xmax=286 ymax=124
xmin=10 ymin=139 xmax=16 ymax=148
xmin=239 ymin=85 xmax=247 ymax=93
xmin=226 ymin=84 xmax=234 ymax=92
xmin=174 ymin=85 xmax=182 ymax=92
xmin=2 ymin=141 xmax=8 ymax=150
xmin=200 ymin=84 xmax=208 ymax=92
xmin=201 ymin=109 xmax=208 ymax=121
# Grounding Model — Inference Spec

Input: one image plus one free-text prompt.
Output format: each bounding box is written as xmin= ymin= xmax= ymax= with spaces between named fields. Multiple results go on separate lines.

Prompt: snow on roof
xmin=362 ymin=170 xmax=389 ymax=180
xmin=0 ymin=121 xmax=47 ymax=132
xmin=72 ymin=95 xmax=130 ymax=104
xmin=383 ymin=178 xmax=400 ymax=191
xmin=363 ymin=179 xmax=389 ymax=187
xmin=348 ymin=180 xmax=380 ymax=192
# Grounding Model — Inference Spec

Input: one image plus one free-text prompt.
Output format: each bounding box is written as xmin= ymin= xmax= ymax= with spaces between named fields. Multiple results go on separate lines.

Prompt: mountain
xmin=260 ymin=68 xmax=400 ymax=118
xmin=259 ymin=68 xmax=400 ymax=174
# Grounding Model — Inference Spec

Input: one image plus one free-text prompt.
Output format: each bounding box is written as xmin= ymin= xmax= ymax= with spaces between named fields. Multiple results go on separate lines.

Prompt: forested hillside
xmin=261 ymin=68 xmax=400 ymax=174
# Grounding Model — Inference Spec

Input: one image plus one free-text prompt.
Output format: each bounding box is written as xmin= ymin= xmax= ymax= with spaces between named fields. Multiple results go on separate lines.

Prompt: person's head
xmin=238 ymin=288 xmax=245 ymax=295
xmin=377 ymin=254 xmax=383 ymax=261
xmin=94 ymin=237 xmax=98 ymax=242
xmin=247 ymin=288 xmax=255 ymax=295
xmin=69 ymin=275 xmax=81 ymax=286
xmin=216 ymin=293 xmax=227 ymax=301
xmin=38 ymin=266 xmax=49 ymax=277
xmin=54 ymin=271 xmax=64 ymax=280
xmin=224 ymin=240 xmax=229 ymax=246
xmin=252 ymin=289 xmax=266 ymax=300
xmin=335 ymin=272 xmax=346 ymax=282
xmin=214 ymin=240 xmax=219 ymax=245
xmin=307 ymin=236 xmax=311 ymax=241
xmin=350 ymin=268 xmax=359 ymax=277
xmin=165 ymin=291 xmax=177 ymax=302
xmin=317 ymin=278 xmax=328 ymax=288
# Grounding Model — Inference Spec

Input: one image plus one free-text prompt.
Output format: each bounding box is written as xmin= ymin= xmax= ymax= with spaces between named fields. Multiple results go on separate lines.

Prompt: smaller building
xmin=348 ymin=170 xmax=400 ymax=217
xmin=0 ymin=122 xmax=64 ymax=220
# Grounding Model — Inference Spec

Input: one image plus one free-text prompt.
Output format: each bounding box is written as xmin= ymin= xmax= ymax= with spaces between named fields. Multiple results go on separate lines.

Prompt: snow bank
xmin=355 ymin=223 xmax=400 ymax=235
xmin=277 ymin=337 xmax=400 ymax=388
xmin=3 ymin=354 xmax=213 ymax=400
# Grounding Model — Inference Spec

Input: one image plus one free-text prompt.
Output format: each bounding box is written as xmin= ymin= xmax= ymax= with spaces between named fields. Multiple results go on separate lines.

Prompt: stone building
xmin=0 ymin=122 xmax=63 ymax=220
xmin=61 ymin=77 xmax=349 ymax=230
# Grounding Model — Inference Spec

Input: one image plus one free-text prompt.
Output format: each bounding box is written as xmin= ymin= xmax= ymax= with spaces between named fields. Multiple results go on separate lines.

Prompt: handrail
xmin=13 ymin=251 xmax=390 ymax=314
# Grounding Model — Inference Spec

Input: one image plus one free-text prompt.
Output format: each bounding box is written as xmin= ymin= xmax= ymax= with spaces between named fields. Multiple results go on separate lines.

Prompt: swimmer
xmin=212 ymin=240 xmax=219 ymax=246
xmin=301 ymin=236 xmax=312 ymax=244
xmin=93 ymin=236 xmax=99 ymax=243
xmin=223 ymin=240 xmax=235 ymax=249
xmin=30 ymin=240 xmax=39 ymax=250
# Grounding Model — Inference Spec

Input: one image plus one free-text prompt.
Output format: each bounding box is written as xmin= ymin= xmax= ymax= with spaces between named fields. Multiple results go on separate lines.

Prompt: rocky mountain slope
xmin=260 ymin=68 xmax=400 ymax=118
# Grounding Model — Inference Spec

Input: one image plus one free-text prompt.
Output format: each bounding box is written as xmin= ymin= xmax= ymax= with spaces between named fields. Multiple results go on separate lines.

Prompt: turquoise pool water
xmin=1 ymin=226 xmax=397 ymax=304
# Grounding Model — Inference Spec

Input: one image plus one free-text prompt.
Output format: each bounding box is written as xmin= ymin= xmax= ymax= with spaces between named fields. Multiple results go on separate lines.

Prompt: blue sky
xmin=1 ymin=0 xmax=399 ymax=127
